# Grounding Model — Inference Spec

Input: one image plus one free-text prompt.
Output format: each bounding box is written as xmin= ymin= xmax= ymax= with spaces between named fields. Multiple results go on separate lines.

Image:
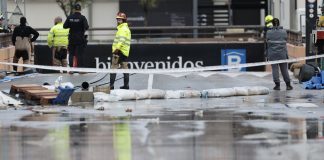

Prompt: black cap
xmin=74 ymin=3 xmax=81 ymax=11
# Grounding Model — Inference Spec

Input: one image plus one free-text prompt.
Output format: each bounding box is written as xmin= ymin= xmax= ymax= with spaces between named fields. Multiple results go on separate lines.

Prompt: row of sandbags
xmin=94 ymin=86 xmax=270 ymax=102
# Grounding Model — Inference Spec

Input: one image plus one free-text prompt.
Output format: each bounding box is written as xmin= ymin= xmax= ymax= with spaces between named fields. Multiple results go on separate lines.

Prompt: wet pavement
xmin=0 ymin=72 xmax=323 ymax=160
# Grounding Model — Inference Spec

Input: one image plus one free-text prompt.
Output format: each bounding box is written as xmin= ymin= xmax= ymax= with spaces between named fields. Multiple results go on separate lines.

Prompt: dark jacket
xmin=266 ymin=26 xmax=288 ymax=61
xmin=12 ymin=24 xmax=39 ymax=45
xmin=63 ymin=12 xmax=89 ymax=45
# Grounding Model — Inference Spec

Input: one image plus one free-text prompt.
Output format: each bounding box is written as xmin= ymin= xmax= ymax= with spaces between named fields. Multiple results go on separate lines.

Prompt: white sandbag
xmin=203 ymin=88 xmax=236 ymax=98
xmin=247 ymin=86 xmax=270 ymax=95
xmin=148 ymin=89 xmax=166 ymax=99
xmin=135 ymin=90 xmax=150 ymax=100
xmin=179 ymin=90 xmax=201 ymax=98
xmin=94 ymin=92 xmax=121 ymax=102
xmin=165 ymin=90 xmax=181 ymax=99
xmin=233 ymin=87 xmax=249 ymax=96
xmin=110 ymin=89 xmax=137 ymax=100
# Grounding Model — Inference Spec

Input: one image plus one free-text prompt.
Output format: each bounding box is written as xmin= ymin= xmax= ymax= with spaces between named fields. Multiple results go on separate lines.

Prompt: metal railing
xmin=0 ymin=26 xmax=303 ymax=46
xmin=35 ymin=25 xmax=266 ymax=44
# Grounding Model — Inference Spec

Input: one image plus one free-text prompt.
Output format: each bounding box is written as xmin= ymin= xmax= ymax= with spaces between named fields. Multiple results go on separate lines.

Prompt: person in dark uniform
xmin=12 ymin=17 xmax=39 ymax=72
xmin=63 ymin=3 xmax=89 ymax=69
xmin=266 ymin=18 xmax=293 ymax=90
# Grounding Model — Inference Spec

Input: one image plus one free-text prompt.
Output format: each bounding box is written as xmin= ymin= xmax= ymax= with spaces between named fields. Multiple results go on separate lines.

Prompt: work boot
xmin=110 ymin=86 xmax=114 ymax=90
xmin=120 ymin=86 xmax=129 ymax=89
xmin=286 ymin=82 xmax=293 ymax=90
xmin=273 ymin=82 xmax=280 ymax=90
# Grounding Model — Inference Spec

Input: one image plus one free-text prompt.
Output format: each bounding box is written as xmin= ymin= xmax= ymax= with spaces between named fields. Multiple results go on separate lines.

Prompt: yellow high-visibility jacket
xmin=47 ymin=22 xmax=69 ymax=47
xmin=113 ymin=23 xmax=131 ymax=57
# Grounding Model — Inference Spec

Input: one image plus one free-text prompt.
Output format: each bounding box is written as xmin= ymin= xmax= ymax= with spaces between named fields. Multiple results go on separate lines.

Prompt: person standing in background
xmin=12 ymin=17 xmax=39 ymax=73
xmin=47 ymin=16 xmax=69 ymax=68
xmin=63 ymin=3 xmax=89 ymax=70
xmin=266 ymin=18 xmax=293 ymax=90
xmin=110 ymin=12 xmax=131 ymax=90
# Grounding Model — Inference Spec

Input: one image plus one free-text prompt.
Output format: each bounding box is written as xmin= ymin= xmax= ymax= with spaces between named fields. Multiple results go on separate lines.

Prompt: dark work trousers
xmin=68 ymin=44 xmax=85 ymax=67
xmin=271 ymin=63 xmax=290 ymax=83
xmin=110 ymin=54 xmax=129 ymax=88
xmin=13 ymin=50 xmax=29 ymax=71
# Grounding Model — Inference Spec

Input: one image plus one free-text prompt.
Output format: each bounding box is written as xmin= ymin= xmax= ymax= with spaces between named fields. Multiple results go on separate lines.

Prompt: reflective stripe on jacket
xmin=113 ymin=23 xmax=131 ymax=57
xmin=47 ymin=22 xmax=69 ymax=47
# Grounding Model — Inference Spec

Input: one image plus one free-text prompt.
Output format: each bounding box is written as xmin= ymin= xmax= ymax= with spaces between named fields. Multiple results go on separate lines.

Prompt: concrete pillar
xmin=1 ymin=0 xmax=8 ymax=29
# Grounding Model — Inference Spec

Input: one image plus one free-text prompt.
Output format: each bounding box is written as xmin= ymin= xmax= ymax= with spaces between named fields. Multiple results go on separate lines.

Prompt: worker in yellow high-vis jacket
xmin=47 ymin=16 xmax=69 ymax=67
xmin=110 ymin=12 xmax=131 ymax=90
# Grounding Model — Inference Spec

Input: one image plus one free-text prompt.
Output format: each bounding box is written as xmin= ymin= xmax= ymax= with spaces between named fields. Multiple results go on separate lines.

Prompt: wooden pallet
xmin=10 ymin=84 xmax=59 ymax=105
xmin=10 ymin=84 xmax=44 ymax=95
xmin=40 ymin=95 xmax=58 ymax=105
xmin=24 ymin=90 xmax=58 ymax=100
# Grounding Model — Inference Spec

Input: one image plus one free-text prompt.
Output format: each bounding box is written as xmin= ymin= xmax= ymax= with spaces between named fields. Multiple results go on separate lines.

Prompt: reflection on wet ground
xmin=0 ymin=73 xmax=323 ymax=160
xmin=1 ymin=104 xmax=324 ymax=160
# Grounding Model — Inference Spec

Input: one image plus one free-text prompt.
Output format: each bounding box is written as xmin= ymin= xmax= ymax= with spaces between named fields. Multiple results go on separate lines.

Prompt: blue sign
xmin=221 ymin=49 xmax=246 ymax=71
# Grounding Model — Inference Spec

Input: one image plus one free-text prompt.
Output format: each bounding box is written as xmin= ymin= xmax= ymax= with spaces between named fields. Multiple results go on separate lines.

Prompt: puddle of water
xmin=0 ymin=106 xmax=324 ymax=160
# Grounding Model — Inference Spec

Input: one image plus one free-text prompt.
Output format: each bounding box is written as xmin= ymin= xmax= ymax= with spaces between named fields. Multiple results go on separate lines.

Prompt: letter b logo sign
xmin=221 ymin=49 xmax=246 ymax=72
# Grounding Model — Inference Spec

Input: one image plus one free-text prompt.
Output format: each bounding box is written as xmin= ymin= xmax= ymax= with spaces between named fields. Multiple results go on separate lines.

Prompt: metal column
xmin=305 ymin=0 xmax=317 ymax=64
